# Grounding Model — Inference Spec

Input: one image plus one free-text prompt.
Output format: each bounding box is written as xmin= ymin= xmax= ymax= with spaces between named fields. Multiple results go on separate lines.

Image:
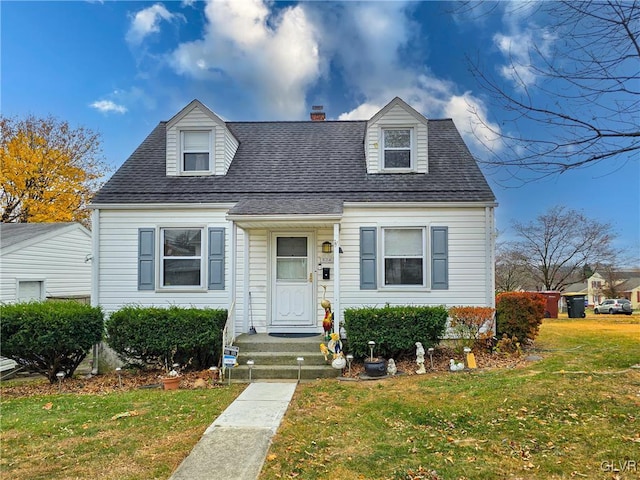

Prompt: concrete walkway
xmin=169 ymin=382 xmax=297 ymax=480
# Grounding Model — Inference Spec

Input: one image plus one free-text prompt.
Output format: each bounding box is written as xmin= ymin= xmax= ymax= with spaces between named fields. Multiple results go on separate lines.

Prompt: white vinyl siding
xmin=96 ymin=208 xmax=234 ymax=315
xmin=339 ymin=205 xmax=493 ymax=312
xmin=366 ymin=103 xmax=428 ymax=174
xmin=166 ymin=103 xmax=238 ymax=176
xmin=0 ymin=226 xmax=92 ymax=303
xmin=96 ymin=204 xmax=494 ymax=335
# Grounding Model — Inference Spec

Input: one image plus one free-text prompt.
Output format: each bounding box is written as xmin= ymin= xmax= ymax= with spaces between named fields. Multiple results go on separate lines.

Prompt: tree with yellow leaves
xmin=0 ymin=115 xmax=109 ymax=225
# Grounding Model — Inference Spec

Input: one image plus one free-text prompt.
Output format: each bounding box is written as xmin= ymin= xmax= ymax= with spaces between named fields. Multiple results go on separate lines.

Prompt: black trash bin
xmin=566 ymin=295 xmax=586 ymax=318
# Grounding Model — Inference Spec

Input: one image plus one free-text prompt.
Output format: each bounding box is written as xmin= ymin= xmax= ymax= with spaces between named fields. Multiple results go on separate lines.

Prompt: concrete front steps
xmin=228 ymin=333 xmax=340 ymax=382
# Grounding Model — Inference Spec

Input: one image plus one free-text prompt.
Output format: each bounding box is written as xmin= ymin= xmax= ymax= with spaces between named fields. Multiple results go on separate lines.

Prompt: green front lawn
xmin=1 ymin=385 xmax=244 ymax=480
xmin=260 ymin=317 xmax=639 ymax=479
xmin=1 ymin=317 xmax=638 ymax=480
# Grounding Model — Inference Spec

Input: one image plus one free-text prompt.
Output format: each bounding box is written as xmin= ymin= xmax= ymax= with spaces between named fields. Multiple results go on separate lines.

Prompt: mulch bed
xmin=1 ymin=347 xmax=528 ymax=398
xmin=340 ymin=346 xmax=527 ymax=379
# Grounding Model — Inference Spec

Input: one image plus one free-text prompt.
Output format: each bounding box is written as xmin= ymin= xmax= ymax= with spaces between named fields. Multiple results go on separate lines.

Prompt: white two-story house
xmin=90 ymin=97 xmax=497 ymax=340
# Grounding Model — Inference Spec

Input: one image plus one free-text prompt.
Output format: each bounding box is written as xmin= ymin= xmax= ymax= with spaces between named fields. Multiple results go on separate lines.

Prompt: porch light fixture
xmin=296 ymin=357 xmax=304 ymax=382
xmin=322 ymin=241 xmax=333 ymax=254
xmin=247 ymin=360 xmax=255 ymax=382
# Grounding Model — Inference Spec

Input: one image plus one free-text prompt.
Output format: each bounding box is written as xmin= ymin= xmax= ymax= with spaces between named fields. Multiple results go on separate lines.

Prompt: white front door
xmin=271 ymin=233 xmax=315 ymax=328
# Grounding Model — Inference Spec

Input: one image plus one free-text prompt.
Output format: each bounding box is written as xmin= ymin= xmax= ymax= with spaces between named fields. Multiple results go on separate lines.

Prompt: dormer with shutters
xmin=365 ymin=97 xmax=429 ymax=174
xmin=165 ymin=100 xmax=239 ymax=176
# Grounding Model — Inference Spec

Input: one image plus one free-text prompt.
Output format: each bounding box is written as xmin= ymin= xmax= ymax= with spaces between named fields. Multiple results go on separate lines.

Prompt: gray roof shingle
xmin=92 ymin=117 xmax=495 ymax=214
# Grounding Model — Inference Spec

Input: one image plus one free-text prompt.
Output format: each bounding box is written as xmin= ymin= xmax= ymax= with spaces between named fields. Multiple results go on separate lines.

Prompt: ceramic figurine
xmin=387 ymin=358 xmax=397 ymax=376
xmin=415 ymin=342 xmax=426 ymax=374
xmin=449 ymin=359 xmax=465 ymax=371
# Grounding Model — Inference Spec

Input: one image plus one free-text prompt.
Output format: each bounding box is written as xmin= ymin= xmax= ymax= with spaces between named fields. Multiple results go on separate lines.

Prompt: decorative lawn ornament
xmin=464 ymin=347 xmax=477 ymax=369
xmin=449 ymin=359 xmax=465 ymax=371
xmin=415 ymin=342 xmax=426 ymax=374
xmin=387 ymin=358 xmax=397 ymax=376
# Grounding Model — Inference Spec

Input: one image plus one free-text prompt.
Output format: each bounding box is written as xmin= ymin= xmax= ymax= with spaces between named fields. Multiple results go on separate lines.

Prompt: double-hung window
xmin=161 ymin=228 xmax=203 ymax=287
xmin=181 ymin=131 xmax=211 ymax=173
xmin=382 ymin=128 xmax=412 ymax=169
xmin=382 ymin=227 xmax=425 ymax=286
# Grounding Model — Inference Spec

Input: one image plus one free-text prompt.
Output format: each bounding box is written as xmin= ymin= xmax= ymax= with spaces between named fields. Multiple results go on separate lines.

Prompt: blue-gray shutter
xmin=431 ymin=226 xmax=448 ymax=290
xmin=360 ymin=227 xmax=377 ymax=290
xmin=208 ymin=227 xmax=225 ymax=290
xmin=138 ymin=228 xmax=155 ymax=290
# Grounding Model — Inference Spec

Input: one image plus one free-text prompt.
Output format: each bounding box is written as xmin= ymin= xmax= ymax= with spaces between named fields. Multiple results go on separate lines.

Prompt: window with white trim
xmin=382 ymin=128 xmax=412 ymax=169
xmin=161 ymin=228 xmax=203 ymax=287
xmin=181 ymin=131 xmax=211 ymax=172
xmin=382 ymin=227 xmax=425 ymax=285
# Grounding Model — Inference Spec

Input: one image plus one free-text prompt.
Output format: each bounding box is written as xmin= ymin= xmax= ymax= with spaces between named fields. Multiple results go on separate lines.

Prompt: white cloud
xmin=89 ymin=100 xmax=127 ymax=114
xmin=170 ymin=0 xmax=320 ymax=119
xmin=317 ymin=2 xmax=501 ymax=153
xmin=338 ymin=103 xmax=383 ymax=121
xmin=492 ymin=3 xmax=556 ymax=89
xmin=337 ymin=80 xmax=502 ymax=153
xmin=126 ymin=3 xmax=180 ymax=46
xmin=164 ymin=0 xmax=502 ymax=152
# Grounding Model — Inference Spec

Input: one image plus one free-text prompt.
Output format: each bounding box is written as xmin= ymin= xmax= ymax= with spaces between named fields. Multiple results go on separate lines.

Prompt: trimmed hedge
xmin=105 ymin=306 xmax=227 ymax=371
xmin=344 ymin=305 xmax=448 ymax=359
xmin=0 ymin=302 xmax=104 ymax=383
xmin=496 ymin=292 xmax=546 ymax=342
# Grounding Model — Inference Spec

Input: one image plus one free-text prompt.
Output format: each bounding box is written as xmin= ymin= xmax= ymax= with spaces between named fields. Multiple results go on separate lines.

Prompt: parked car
xmin=594 ymin=299 xmax=633 ymax=315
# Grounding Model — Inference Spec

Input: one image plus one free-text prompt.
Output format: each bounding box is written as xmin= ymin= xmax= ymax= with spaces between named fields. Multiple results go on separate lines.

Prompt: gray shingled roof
xmin=92 ymin=118 xmax=495 ymax=213
xmin=0 ymin=223 xmax=78 ymax=250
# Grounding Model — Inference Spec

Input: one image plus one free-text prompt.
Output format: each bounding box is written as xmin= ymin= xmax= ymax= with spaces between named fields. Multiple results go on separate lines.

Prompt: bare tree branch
xmin=462 ymin=0 xmax=640 ymax=178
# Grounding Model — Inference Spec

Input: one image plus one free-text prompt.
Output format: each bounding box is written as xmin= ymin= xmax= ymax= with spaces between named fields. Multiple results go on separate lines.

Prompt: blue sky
xmin=2 ymin=1 xmax=639 ymax=262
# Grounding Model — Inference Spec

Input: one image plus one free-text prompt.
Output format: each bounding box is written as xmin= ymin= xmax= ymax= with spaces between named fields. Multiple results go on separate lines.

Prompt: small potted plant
xmin=161 ymin=363 xmax=181 ymax=390
xmin=160 ymin=348 xmax=181 ymax=390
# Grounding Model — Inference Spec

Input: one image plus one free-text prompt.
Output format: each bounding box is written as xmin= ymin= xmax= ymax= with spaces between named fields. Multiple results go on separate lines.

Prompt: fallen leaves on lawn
xmin=111 ymin=410 xmax=140 ymax=420
xmin=402 ymin=466 xmax=442 ymax=480
xmin=1 ymin=370 xmax=223 ymax=398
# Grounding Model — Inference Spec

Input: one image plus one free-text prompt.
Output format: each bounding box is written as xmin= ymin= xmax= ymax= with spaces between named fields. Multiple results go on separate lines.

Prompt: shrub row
xmin=0 ymin=302 xmax=104 ymax=383
xmin=105 ymin=306 xmax=227 ymax=371
xmin=344 ymin=305 xmax=448 ymax=359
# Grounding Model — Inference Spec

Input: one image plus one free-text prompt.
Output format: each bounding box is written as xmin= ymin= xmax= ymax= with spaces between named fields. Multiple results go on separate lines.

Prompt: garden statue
xmin=415 ymin=342 xmax=426 ymax=374
xmin=387 ymin=358 xmax=397 ymax=376
xmin=321 ymin=286 xmax=333 ymax=341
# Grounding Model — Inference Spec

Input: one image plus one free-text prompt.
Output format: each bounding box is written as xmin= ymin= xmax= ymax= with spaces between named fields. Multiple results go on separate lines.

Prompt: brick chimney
xmin=310 ymin=105 xmax=325 ymax=121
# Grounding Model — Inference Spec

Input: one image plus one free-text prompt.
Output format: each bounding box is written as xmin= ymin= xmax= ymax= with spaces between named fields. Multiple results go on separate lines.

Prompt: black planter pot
xmin=364 ymin=358 xmax=387 ymax=377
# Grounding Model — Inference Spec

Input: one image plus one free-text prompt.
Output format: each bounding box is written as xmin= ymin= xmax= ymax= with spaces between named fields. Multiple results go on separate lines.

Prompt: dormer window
xmin=181 ymin=130 xmax=212 ymax=173
xmin=382 ymin=128 xmax=412 ymax=170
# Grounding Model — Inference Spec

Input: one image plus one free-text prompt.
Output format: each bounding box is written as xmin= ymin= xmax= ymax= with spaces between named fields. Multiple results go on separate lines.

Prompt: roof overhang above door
xmin=226 ymin=197 xmax=343 ymax=229
xmin=226 ymin=214 xmax=342 ymax=229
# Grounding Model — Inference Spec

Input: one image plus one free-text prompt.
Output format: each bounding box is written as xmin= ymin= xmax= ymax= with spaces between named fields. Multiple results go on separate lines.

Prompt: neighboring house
xmin=90 ymin=97 xmax=497 ymax=340
xmin=587 ymin=271 xmax=640 ymax=310
xmin=587 ymin=272 xmax=605 ymax=307
xmin=0 ymin=223 xmax=92 ymax=303
xmin=618 ymin=276 xmax=640 ymax=311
